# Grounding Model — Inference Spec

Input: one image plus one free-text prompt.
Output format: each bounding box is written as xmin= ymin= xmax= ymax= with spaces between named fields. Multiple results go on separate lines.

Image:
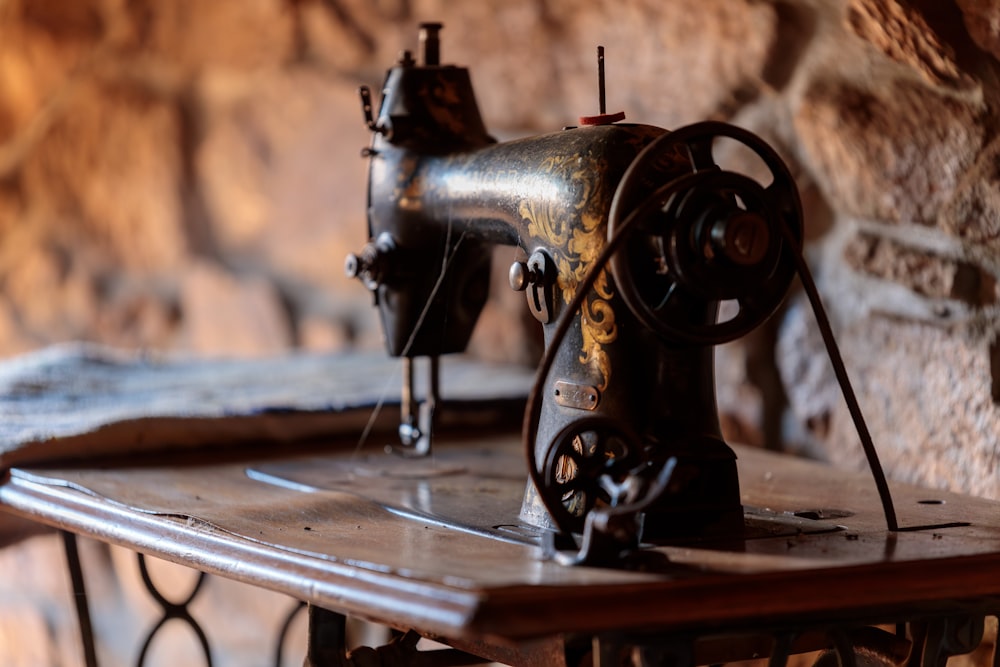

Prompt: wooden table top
xmin=3 ymin=431 xmax=1000 ymax=643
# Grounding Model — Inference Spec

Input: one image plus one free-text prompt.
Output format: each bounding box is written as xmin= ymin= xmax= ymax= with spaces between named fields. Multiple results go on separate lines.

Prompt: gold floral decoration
xmin=521 ymin=153 xmax=616 ymax=391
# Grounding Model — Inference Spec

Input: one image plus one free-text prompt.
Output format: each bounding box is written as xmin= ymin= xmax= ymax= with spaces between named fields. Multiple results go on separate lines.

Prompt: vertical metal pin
xmin=598 ymin=45 xmax=606 ymax=115
xmin=419 ymin=22 xmax=443 ymax=67
xmin=400 ymin=356 xmax=418 ymax=444
xmin=393 ymin=356 xmax=437 ymax=457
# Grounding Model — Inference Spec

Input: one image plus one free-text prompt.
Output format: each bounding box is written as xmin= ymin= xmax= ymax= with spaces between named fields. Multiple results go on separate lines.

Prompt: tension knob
xmin=508 ymin=250 xmax=556 ymax=323
xmin=508 ymin=261 xmax=535 ymax=291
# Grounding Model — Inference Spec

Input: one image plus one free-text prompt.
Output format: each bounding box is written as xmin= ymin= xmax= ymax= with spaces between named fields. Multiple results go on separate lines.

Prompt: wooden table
xmin=3 ymin=428 xmax=1000 ymax=665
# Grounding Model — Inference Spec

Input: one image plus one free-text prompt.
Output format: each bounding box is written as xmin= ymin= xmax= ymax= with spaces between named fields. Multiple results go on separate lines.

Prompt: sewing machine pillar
xmin=518 ymin=300 xmax=744 ymax=542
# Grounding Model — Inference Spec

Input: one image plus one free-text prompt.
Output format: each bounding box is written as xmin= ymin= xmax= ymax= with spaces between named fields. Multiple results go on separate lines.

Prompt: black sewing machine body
xmin=349 ymin=25 xmax=803 ymax=556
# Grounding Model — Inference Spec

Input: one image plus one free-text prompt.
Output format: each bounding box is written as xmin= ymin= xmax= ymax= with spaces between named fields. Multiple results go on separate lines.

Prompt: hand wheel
xmin=607 ymin=121 xmax=804 ymax=345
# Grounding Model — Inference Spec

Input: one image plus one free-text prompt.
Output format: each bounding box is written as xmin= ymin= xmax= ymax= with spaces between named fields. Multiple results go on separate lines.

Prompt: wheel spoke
xmin=764 ymin=180 xmax=795 ymax=217
xmin=686 ymin=137 xmax=717 ymax=172
xmin=555 ymin=476 xmax=584 ymax=493
xmin=657 ymin=285 xmax=712 ymax=326
xmin=652 ymin=280 xmax=678 ymax=312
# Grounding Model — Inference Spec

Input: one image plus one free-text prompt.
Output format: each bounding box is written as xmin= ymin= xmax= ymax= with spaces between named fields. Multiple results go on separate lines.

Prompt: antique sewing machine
xmin=346 ymin=23 xmax=821 ymax=565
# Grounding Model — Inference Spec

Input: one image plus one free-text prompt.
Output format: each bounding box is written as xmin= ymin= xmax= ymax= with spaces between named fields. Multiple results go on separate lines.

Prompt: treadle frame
xmin=4 ymin=432 xmax=1000 ymax=666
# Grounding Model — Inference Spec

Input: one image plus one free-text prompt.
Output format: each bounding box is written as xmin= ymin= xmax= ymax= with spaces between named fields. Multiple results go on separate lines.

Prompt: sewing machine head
xmin=347 ymin=23 xmax=804 ymax=563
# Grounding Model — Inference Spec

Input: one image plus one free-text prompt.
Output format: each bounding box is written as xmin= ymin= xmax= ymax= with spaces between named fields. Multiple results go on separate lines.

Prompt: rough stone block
xmin=780 ymin=307 xmax=1000 ymax=499
xmin=795 ymin=78 xmax=984 ymax=225
xmin=943 ymin=135 xmax=1000 ymax=253
xmin=842 ymin=231 xmax=997 ymax=305
xmin=847 ymin=0 xmax=970 ymax=87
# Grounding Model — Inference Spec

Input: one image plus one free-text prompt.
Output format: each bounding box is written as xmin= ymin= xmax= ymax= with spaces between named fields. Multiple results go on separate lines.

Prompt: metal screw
xmin=344 ymin=253 xmax=361 ymax=278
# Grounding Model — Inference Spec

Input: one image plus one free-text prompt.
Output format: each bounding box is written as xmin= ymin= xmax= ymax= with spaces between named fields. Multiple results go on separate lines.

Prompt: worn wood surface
xmin=4 ymin=433 xmax=1000 ymax=643
xmin=0 ymin=345 xmax=532 ymax=470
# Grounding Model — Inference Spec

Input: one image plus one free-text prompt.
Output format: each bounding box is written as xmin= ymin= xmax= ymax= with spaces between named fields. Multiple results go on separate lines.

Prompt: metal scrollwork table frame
xmin=4 ymin=430 xmax=1000 ymax=667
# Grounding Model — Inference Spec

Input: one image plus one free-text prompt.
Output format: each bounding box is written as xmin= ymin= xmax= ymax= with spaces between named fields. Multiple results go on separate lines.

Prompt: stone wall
xmin=1 ymin=0 xmax=1000 ymax=664
xmin=3 ymin=0 xmax=996 ymax=469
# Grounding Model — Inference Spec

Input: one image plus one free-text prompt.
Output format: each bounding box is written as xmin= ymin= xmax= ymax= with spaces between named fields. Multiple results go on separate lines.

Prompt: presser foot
xmin=385 ymin=356 xmax=438 ymax=459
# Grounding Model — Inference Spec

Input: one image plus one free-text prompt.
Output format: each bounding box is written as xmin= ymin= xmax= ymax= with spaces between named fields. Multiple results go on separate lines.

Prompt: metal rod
xmin=401 ymin=356 xmax=417 ymax=438
xmin=780 ymin=218 xmax=899 ymax=532
xmin=274 ymin=601 xmax=306 ymax=667
xmin=427 ymin=354 xmax=440 ymax=427
xmin=598 ymin=46 xmax=606 ymax=115
xmin=62 ymin=531 xmax=100 ymax=667
xmin=768 ymin=632 xmax=794 ymax=667
xmin=305 ymin=605 xmax=348 ymax=666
